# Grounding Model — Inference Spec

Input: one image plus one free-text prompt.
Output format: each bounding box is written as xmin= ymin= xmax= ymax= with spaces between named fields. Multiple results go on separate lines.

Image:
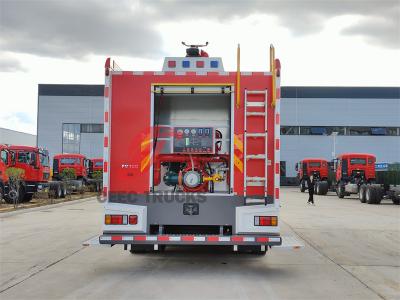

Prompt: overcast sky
xmin=1 ymin=0 xmax=399 ymax=134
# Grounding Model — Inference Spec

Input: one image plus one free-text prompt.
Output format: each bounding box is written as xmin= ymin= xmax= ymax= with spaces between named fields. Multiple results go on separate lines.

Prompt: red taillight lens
xmin=129 ymin=215 xmax=138 ymax=225
xmin=254 ymin=216 xmax=278 ymax=226
xmin=105 ymin=214 xmax=126 ymax=225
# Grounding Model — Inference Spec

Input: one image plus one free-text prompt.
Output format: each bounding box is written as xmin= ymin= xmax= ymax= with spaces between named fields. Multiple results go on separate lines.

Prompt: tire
xmin=54 ymin=185 xmax=62 ymax=199
xmin=337 ymin=184 xmax=345 ymax=198
xmin=4 ymin=194 xmax=14 ymax=204
xmin=320 ymin=181 xmax=329 ymax=195
xmin=130 ymin=244 xmax=155 ymax=253
xmin=393 ymin=198 xmax=400 ymax=205
xmin=237 ymin=245 xmax=267 ymax=255
xmin=366 ymin=186 xmax=377 ymax=204
xmin=359 ymin=185 xmax=367 ymax=203
xmin=23 ymin=193 xmax=33 ymax=202
xmin=61 ymin=184 xmax=67 ymax=198
xmin=315 ymin=182 xmax=321 ymax=195
xmin=17 ymin=185 xmax=26 ymax=203
xmin=374 ymin=186 xmax=383 ymax=204
xmin=300 ymin=180 xmax=306 ymax=192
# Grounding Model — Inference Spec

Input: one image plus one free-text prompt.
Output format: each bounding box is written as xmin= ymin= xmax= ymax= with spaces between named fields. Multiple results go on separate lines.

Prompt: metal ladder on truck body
xmin=244 ymin=89 xmax=268 ymax=205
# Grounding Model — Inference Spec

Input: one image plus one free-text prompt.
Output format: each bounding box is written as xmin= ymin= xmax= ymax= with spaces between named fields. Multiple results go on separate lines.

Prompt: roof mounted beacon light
xmin=182 ymin=41 xmax=209 ymax=57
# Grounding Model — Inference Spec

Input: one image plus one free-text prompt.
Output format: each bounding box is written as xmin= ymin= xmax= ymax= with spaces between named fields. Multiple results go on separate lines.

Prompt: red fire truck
xmin=296 ymin=158 xmax=329 ymax=195
xmin=97 ymin=43 xmax=283 ymax=254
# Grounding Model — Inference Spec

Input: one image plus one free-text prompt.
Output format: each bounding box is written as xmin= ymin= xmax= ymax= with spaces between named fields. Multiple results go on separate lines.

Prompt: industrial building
xmin=37 ymin=84 xmax=104 ymax=160
xmin=37 ymin=84 xmax=400 ymax=182
xmin=0 ymin=127 xmax=36 ymax=146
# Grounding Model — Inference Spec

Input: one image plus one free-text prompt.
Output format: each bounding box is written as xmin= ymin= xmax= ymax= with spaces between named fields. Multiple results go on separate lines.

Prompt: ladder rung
xmin=247 ymin=90 xmax=266 ymax=95
xmin=246 ymin=176 xmax=266 ymax=181
xmin=245 ymin=198 xmax=266 ymax=204
xmin=246 ymin=102 xmax=265 ymax=107
xmin=247 ymin=133 xmax=266 ymax=138
xmin=246 ymin=112 xmax=265 ymax=116
xmin=247 ymin=182 xmax=265 ymax=187
xmin=246 ymin=154 xmax=266 ymax=159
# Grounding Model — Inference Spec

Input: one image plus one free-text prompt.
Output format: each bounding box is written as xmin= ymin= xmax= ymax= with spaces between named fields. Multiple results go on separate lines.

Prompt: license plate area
xmin=183 ymin=203 xmax=199 ymax=215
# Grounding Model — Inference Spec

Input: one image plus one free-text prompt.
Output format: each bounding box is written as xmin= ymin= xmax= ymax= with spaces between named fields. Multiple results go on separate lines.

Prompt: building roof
xmin=38 ymin=84 xmax=400 ymax=99
xmin=38 ymin=84 xmax=104 ymax=96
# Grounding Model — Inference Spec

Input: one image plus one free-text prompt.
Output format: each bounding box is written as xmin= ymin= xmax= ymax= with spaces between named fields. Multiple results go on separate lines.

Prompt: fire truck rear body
xmin=100 ymin=46 xmax=282 ymax=251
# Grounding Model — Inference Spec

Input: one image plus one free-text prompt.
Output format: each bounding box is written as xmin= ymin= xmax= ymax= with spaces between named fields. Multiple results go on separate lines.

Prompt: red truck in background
xmin=296 ymin=158 xmax=329 ymax=195
xmin=0 ymin=144 xmax=11 ymax=201
xmin=6 ymin=145 xmax=51 ymax=202
xmin=334 ymin=153 xmax=376 ymax=199
xmin=53 ymin=153 xmax=90 ymax=181
xmin=90 ymin=158 xmax=103 ymax=173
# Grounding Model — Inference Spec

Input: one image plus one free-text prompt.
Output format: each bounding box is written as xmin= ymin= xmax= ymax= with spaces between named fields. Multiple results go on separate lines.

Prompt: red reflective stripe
xmin=157 ymin=235 xmax=169 ymax=241
xmin=111 ymin=236 xmax=122 ymax=241
xmin=275 ymin=113 xmax=280 ymax=125
xmin=231 ymin=236 xmax=243 ymax=242
xmin=104 ymin=111 xmax=109 ymax=123
xmin=276 ymin=88 xmax=281 ymax=99
xmin=181 ymin=236 xmax=194 ymax=242
xmin=104 ymin=87 xmax=109 ymax=97
xmin=134 ymin=235 xmax=147 ymax=241
xmin=207 ymin=236 xmax=219 ymax=242
xmin=103 ymin=161 xmax=108 ymax=173
xmin=104 ymin=136 xmax=108 ymax=147
xmin=102 ymin=186 xmax=108 ymax=197
xmin=275 ymin=187 xmax=280 ymax=199
xmin=275 ymin=162 xmax=280 ymax=174
xmin=256 ymin=237 xmax=269 ymax=243
xmin=275 ymin=138 xmax=280 ymax=150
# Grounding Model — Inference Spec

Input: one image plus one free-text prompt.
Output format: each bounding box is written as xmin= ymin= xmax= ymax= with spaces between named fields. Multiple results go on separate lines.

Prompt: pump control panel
xmin=173 ymin=127 xmax=214 ymax=154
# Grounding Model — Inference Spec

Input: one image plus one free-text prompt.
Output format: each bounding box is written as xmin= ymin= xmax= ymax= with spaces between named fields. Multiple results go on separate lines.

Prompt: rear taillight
xmin=129 ymin=215 xmax=138 ymax=225
xmin=105 ymin=214 xmax=126 ymax=225
xmin=105 ymin=214 xmax=138 ymax=225
xmin=254 ymin=216 xmax=278 ymax=226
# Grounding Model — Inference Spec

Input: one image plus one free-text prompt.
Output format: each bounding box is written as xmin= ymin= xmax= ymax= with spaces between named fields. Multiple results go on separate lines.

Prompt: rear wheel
xmin=393 ymin=198 xmax=400 ymax=205
xmin=300 ymin=180 xmax=306 ymax=192
xmin=17 ymin=185 xmax=26 ymax=203
xmin=61 ymin=184 xmax=67 ymax=198
xmin=359 ymin=185 xmax=367 ymax=203
xmin=366 ymin=186 xmax=377 ymax=204
xmin=315 ymin=182 xmax=321 ymax=195
xmin=319 ymin=181 xmax=329 ymax=195
xmin=54 ymin=185 xmax=62 ymax=199
xmin=373 ymin=186 xmax=383 ymax=204
xmin=337 ymin=184 xmax=345 ymax=198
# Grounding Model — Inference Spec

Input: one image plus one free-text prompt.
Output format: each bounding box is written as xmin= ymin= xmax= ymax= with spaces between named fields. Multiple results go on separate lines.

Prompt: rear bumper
xmin=99 ymin=234 xmax=282 ymax=246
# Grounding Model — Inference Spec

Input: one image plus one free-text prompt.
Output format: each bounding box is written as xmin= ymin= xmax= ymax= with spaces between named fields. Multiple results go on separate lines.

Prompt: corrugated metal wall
xmin=37 ymin=95 xmax=103 ymax=163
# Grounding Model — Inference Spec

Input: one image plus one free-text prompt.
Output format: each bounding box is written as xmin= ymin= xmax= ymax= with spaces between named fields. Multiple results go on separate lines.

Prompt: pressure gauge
xmin=191 ymin=128 xmax=197 ymax=135
xmin=184 ymin=128 xmax=190 ymax=135
xmin=183 ymin=171 xmax=201 ymax=188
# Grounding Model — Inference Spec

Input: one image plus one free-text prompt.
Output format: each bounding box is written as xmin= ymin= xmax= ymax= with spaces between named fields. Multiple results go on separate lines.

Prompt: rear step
xmin=97 ymin=234 xmax=282 ymax=246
